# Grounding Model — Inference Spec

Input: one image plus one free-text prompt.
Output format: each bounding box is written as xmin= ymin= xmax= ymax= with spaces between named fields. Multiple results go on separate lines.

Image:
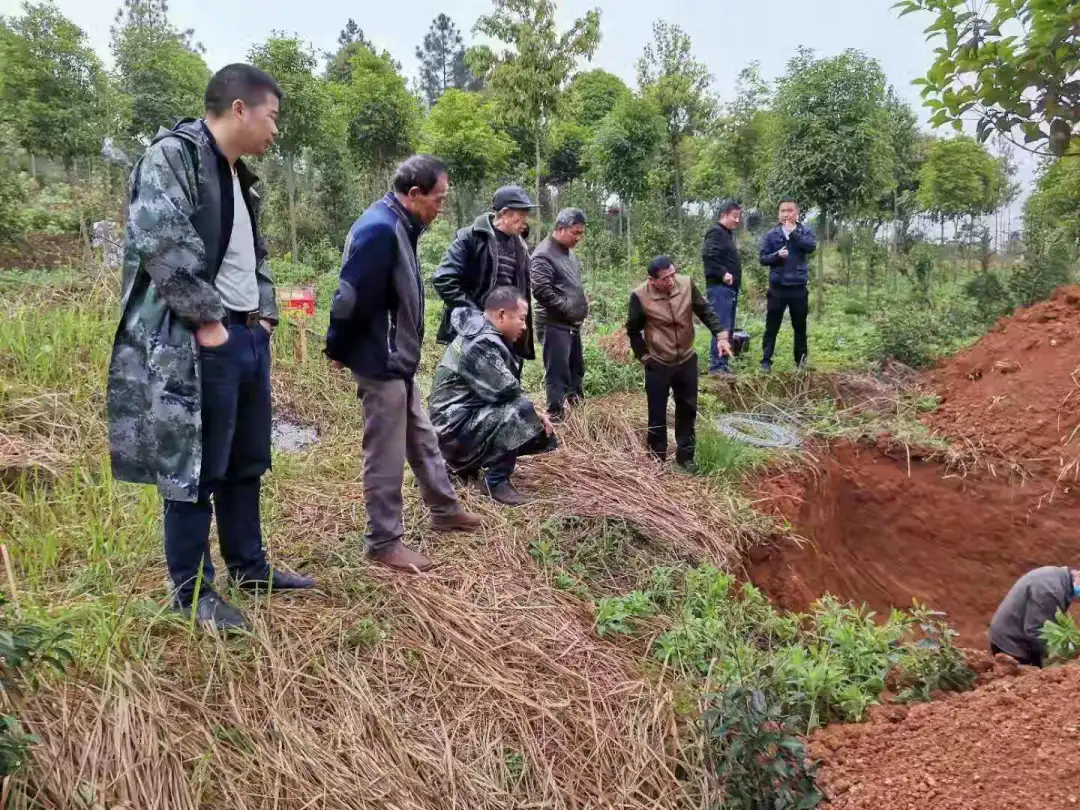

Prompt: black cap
xmin=492 ymin=185 xmax=537 ymax=211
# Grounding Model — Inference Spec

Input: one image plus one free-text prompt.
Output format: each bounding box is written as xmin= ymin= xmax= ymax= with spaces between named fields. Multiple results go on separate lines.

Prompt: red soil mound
xmin=921 ymin=285 xmax=1080 ymax=480
xmin=749 ymin=442 xmax=1080 ymax=642
xmin=811 ymin=663 xmax=1080 ymax=809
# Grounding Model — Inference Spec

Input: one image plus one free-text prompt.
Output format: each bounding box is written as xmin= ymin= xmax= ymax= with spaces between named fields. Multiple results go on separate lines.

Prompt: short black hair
xmin=483 ymin=285 xmax=526 ymax=312
xmin=392 ymin=154 xmax=449 ymax=195
xmin=205 ymin=64 xmax=283 ymax=117
xmin=648 ymin=256 xmax=675 ymax=278
xmin=717 ymin=199 xmax=742 ymax=218
xmin=554 ymin=208 xmax=586 ymax=229
xmin=779 ymin=196 xmax=799 ymax=207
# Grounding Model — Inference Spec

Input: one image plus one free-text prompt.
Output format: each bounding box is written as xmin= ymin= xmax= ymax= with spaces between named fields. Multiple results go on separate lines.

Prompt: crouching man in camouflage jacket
xmin=429 ymin=287 xmax=557 ymax=507
xmin=107 ymin=64 xmax=313 ymax=633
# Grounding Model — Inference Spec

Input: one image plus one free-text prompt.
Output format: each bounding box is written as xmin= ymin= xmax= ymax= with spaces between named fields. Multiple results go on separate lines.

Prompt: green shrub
xmin=582 ymin=337 xmax=642 ymax=396
xmin=1010 ymin=232 xmax=1075 ymax=307
xmin=0 ymin=167 xmax=29 ymax=243
xmin=1040 ymin=609 xmax=1080 ymax=663
xmin=962 ymin=271 xmax=1012 ymax=323
xmin=594 ymin=591 xmax=654 ymax=637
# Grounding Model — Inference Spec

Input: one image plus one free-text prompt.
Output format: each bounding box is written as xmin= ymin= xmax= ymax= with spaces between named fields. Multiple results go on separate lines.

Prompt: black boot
xmin=174 ymin=590 xmax=249 ymax=633
xmin=487 ymin=480 xmax=530 ymax=507
xmin=233 ymin=566 xmax=315 ymax=593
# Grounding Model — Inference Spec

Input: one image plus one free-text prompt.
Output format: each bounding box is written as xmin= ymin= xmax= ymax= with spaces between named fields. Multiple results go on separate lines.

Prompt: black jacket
xmin=433 ymin=212 xmax=535 ymax=360
xmin=325 ymin=193 xmax=427 ymax=380
xmin=760 ymin=223 xmax=817 ymax=289
xmin=702 ymin=222 xmax=741 ymax=291
xmin=531 ymin=235 xmax=588 ymax=329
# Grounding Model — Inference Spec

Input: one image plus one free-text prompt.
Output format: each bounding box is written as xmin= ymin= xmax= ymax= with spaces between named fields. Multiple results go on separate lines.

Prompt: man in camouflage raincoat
xmin=429 ymin=287 xmax=556 ymax=506
xmin=107 ymin=64 xmax=313 ymax=632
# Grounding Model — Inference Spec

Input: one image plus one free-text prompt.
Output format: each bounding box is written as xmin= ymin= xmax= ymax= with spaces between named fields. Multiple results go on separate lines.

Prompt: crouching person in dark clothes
xmin=532 ymin=207 xmax=588 ymax=421
xmin=429 ymin=287 xmax=557 ymax=507
xmin=626 ymin=257 xmax=731 ymax=470
xmin=107 ymin=65 xmax=313 ymax=633
xmin=989 ymin=565 xmax=1080 ymax=668
xmin=326 ymin=155 xmax=483 ymax=573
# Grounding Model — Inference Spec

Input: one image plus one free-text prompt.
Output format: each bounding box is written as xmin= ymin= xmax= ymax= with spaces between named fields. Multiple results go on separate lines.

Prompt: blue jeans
xmin=163 ymin=323 xmax=273 ymax=603
xmin=707 ymin=285 xmax=738 ymax=371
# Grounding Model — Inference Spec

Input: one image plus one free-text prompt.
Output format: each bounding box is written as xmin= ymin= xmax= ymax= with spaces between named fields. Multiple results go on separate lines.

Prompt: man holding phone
xmin=758 ymin=197 xmax=817 ymax=372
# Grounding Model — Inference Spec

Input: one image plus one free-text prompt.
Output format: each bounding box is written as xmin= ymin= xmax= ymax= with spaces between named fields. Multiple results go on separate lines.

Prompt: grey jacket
xmin=531 ymin=235 xmax=588 ymax=329
xmin=107 ymin=119 xmax=277 ymax=503
xmin=989 ymin=566 xmax=1074 ymax=665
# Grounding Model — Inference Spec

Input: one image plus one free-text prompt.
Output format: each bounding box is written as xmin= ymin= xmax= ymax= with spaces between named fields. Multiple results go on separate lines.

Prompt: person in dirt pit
xmin=107 ymin=64 xmax=316 ymax=633
xmin=702 ymin=200 xmax=743 ymax=377
xmin=988 ymin=565 xmax=1080 ymax=668
xmin=428 ymin=286 xmax=558 ymax=507
xmin=325 ymin=155 xmax=483 ymax=573
xmin=433 ymin=185 xmax=538 ymax=365
xmin=531 ymin=208 xmax=589 ymax=423
xmin=625 ymin=257 xmax=732 ymax=471
xmin=758 ymin=197 xmax=817 ymax=373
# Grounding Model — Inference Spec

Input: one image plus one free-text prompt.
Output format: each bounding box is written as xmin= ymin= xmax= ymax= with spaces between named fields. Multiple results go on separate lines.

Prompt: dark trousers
xmin=541 ymin=324 xmax=584 ymax=415
xmin=163 ymin=323 xmax=273 ymax=603
xmin=991 ymin=642 xmax=1042 ymax=668
xmin=356 ymin=375 xmax=461 ymax=553
xmin=645 ymin=356 xmax=698 ymax=464
xmin=762 ymin=288 xmax=809 ymax=366
xmin=485 ymin=430 xmax=557 ymax=488
xmin=706 ymin=285 xmax=738 ymax=371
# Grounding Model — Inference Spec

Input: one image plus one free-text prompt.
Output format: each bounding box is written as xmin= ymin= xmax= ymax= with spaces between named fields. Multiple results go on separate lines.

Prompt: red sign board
xmin=278 ymin=287 xmax=315 ymax=317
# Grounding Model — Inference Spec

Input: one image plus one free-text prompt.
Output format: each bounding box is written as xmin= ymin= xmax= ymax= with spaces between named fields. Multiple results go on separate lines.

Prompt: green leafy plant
xmin=594 ymin=591 xmax=654 ymax=637
xmin=1040 ymin=609 xmax=1080 ymax=663
xmin=702 ymin=683 xmax=823 ymax=810
xmin=894 ymin=603 xmax=976 ymax=702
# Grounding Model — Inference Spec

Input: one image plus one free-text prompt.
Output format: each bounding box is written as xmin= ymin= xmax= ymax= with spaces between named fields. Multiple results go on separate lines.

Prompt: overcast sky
xmin=0 ymin=0 xmax=1035 ymax=196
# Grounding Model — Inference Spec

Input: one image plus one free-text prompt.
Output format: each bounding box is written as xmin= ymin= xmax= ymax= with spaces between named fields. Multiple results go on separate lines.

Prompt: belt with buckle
xmin=224 ymin=310 xmax=260 ymax=327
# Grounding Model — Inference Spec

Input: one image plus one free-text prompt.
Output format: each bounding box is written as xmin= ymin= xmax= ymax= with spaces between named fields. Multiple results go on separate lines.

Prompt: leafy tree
xmin=687 ymin=137 xmax=738 ymax=210
xmin=766 ymin=48 xmax=896 ymax=313
xmin=324 ymin=18 xmax=399 ymax=83
xmin=588 ymin=94 xmax=666 ymax=269
xmin=418 ymin=89 xmax=513 ymax=225
xmin=721 ymin=62 xmax=774 ymax=208
xmin=110 ymin=0 xmax=209 ymax=142
xmin=1025 ymin=148 xmax=1080 ymax=245
xmin=917 ymin=135 xmax=1008 ymax=242
xmin=636 ymin=21 xmax=715 ymax=234
xmin=877 ymin=89 xmax=926 ymax=250
xmin=415 ymin=14 xmax=478 ymax=107
xmin=545 ymin=70 xmax=630 ymax=186
xmin=896 ymin=0 xmax=1080 ymax=156
xmin=0 ymin=2 xmax=111 ymax=172
xmin=248 ymin=35 xmax=323 ymax=262
xmin=340 ymin=47 xmax=420 ymax=177
xmin=471 ymin=0 xmax=601 ymax=231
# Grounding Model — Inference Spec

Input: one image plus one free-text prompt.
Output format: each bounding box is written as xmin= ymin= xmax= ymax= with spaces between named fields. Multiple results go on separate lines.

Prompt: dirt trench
xmin=749 ymin=442 xmax=1080 ymax=642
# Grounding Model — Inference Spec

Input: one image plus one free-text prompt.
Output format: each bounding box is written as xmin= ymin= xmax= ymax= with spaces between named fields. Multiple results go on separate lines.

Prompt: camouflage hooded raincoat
xmin=106 ymin=119 xmax=278 ymax=503
xmin=428 ymin=309 xmax=545 ymax=472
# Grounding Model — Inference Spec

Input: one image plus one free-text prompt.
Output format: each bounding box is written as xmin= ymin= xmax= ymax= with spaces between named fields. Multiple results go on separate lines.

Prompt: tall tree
xmin=0 ymin=1 xmax=111 ymax=172
xmin=721 ymin=62 xmax=774 ymax=208
xmin=340 ymin=47 xmax=420 ymax=177
xmin=896 ymin=0 xmax=1080 ymax=156
xmin=917 ymin=135 xmax=1009 ymax=243
xmin=248 ymin=34 xmax=323 ymax=263
xmin=471 ymin=0 xmax=601 ymax=233
xmin=588 ymin=94 xmax=666 ymax=270
xmin=415 ymin=14 xmax=478 ymax=107
xmin=324 ymin=18 xmax=399 ymax=84
xmin=110 ymin=0 xmax=209 ymax=141
xmin=636 ymin=21 xmax=715 ymax=235
xmin=766 ymin=48 xmax=895 ymax=313
xmin=419 ymin=89 xmax=513 ymax=225
xmin=546 ymin=69 xmax=630 ymax=186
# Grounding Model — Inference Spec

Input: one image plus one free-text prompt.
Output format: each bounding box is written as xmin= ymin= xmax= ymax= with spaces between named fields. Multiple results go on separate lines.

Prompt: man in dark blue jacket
xmin=758 ymin=197 xmax=817 ymax=372
xmin=326 ymin=155 xmax=481 ymax=572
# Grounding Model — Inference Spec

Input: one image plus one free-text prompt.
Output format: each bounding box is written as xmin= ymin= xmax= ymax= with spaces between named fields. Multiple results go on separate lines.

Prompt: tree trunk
xmin=534 ymin=125 xmax=542 ymax=244
xmin=287 ymin=154 xmax=299 ymax=263
xmin=30 ymin=153 xmax=36 ymax=180
xmin=816 ymin=208 xmax=827 ymax=317
xmin=625 ymin=205 xmax=632 ymax=275
xmin=672 ymin=135 xmax=683 ymax=239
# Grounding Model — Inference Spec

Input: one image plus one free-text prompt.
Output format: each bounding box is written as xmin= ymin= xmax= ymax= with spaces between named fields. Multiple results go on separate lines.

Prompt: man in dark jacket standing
xmin=107 ymin=65 xmax=313 ymax=632
xmin=434 ymin=185 xmax=538 ymax=362
xmin=702 ymin=200 xmax=743 ymax=376
xmin=759 ymin=197 xmax=817 ymax=372
xmin=532 ymin=208 xmax=588 ymax=420
xmin=989 ymin=565 xmax=1079 ymax=668
xmin=626 ymin=257 xmax=730 ymax=469
xmin=326 ymin=155 xmax=482 ymax=573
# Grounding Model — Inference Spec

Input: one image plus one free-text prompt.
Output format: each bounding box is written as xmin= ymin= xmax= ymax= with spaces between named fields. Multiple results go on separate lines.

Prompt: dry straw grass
xmin=10 ymin=398 xmax=759 ymax=810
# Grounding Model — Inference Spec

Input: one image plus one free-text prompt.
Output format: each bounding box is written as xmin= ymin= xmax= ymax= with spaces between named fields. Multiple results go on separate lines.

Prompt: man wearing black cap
xmin=434 ymin=185 xmax=538 ymax=362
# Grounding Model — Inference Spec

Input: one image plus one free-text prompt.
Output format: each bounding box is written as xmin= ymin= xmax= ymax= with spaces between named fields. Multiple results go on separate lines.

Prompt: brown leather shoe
xmin=366 ymin=541 xmax=435 ymax=573
xmin=431 ymin=510 xmax=484 ymax=533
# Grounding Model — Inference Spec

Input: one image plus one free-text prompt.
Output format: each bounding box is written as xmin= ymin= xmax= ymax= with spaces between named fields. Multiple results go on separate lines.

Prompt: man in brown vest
xmin=626 ymin=256 xmax=730 ymax=469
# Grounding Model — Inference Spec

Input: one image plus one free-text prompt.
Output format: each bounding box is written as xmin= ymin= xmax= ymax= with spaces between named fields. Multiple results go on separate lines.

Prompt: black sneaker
xmin=486 ymin=480 xmax=530 ymax=507
xmin=233 ymin=566 xmax=315 ymax=594
xmin=760 ymin=361 xmax=773 ymax=374
xmin=174 ymin=591 xmax=250 ymax=633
